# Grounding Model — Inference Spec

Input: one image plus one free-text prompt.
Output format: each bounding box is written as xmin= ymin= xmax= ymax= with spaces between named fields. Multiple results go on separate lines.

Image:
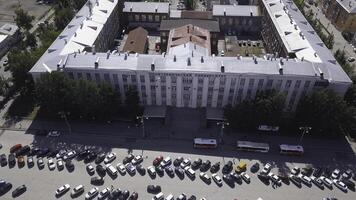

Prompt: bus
xmin=237 ymin=141 xmax=270 ymax=153
xmin=279 ymin=144 xmax=304 ymax=156
xmin=193 ymin=138 xmax=218 ymax=149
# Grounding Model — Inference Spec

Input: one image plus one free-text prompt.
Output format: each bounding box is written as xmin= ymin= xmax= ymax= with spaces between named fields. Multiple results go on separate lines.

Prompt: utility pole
xmin=299 ymin=126 xmax=312 ymax=143
xmin=137 ymin=116 xmax=148 ymax=138
xmin=217 ymin=121 xmax=229 ymax=144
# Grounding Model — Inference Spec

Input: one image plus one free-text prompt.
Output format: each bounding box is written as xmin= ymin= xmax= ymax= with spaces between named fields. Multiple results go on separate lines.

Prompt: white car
xmin=48 ymin=158 xmax=56 ymax=170
xmin=180 ymin=158 xmax=191 ymax=168
xmin=331 ymin=169 xmax=340 ymax=179
xmin=199 ymin=172 xmax=211 ymax=182
xmin=71 ymin=185 xmax=84 ymax=197
xmin=261 ymin=163 xmax=272 ymax=174
xmin=212 ymin=173 xmax=223 ymax=186
xmin=57 ymin=158 xmax=64 ymax=170
xmin=106 ymin=164 xmax=118 ymax=176
xmin=47 ymin=130 xmax=60 ymax=137
xmin=125 ymin=163 xmax=136 ymax=174
xmin=291 ymin=166 xmax=300 ymax=175
xmin=184 ymin=166 xmax=195 ymax=177
xmin=86 ymin=164 xmax=95 ymax=174
xmin=116 ymin=163 xmax=126 ymax=174
xmin=131 ymin=155 xmax=143 ymax=165
xmin=104 ymin=152 xmax=116 ymax=164
xmin=160 ymin=157 xmax=172 ymax=167
xmin=63 ymin=151 xmax=76 ymax=160
xmin=347 ymin=57 xmax=355 ymax=62
xmin=152 ymin=192 xmax=164 ymax=200
xmin=148 ymin=166 xmax=156 ymax=176
xmin=241 ymin=172 xmax=250 ymax=182
xmin=268 ymin=172 xmax=281 ymax=185
xmin=98 ymin=187 xmax=110 ymax=199
xmin=298 ymin=174 xmax=312 ymax=185
xmin=85 ymin=187 xmax=99 ymax=199
xmin=165 ymin=194 xmax=174 ymax=200
xmin=333 ymin=179 xmax=347 ymax=191
xmin=55 ymin=184 xmax=70 ymax=196
xmin=320 ymin=176 xmax=333 ymax=188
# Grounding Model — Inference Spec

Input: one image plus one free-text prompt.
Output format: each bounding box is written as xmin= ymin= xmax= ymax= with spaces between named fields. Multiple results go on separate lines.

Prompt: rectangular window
xmin=198 ymin=78 xmax=203 ymax=84
xmin=198 ymin=87 xmax=203 ymax=92
xmin=160 ymin=75 xmax=166 ymax=83
xmin=95 ymin=73 xmax=101 ymax=82
xmin=171 ymin=76 xmax=177 ymax=83
xmin=295 ymin=80 xmax=301 ymax=88
xmin=285 ymin=80 xmax=292 ymax=88
xmin=68 ymin=72 xmax=74 ymax=79
xmin=258 ymin=79 xmax=264 ymax=88
xmin=266 ymin=79 xmax=273 ymax=88
xmin=104 ymin=73 xmax=110 ymax=83
xmin=131 ymin=75 xmax=136 ymax=83
xmin=240 ymin=78 xmax=245 ymax=86
xmin=150 ymin=85 xmax=155 ymax=90
xmin=140 ymin=75 xmax=145 ymax=83
xmin=148 ymin=15 xmax=153 ymax=22
xmin=77 ymin=73 xmax=82 ymax=79
xmin=141 ymin=85 xmax=146 ymax=90
xmin=122 ymin=75 xmax=128 ymax=82
xmin=304 ymin=81 xmax=310 ymax=88
xmin=86 ymin=73 xmax=91 ymax=81
xmin=141 ymin=14 xmax=147 ymax=21
xmin=155 ymin=15 xmax=160 ymax=22
xmin=248 ymin=79 xmax=255 ymax=87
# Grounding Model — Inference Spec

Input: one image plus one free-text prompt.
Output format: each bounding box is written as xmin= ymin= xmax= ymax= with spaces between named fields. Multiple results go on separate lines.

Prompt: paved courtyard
xmin=0 ymin=130 xmax=355 ymax=200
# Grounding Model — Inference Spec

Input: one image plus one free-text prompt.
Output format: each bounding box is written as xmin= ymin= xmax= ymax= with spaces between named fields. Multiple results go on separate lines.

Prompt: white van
xmin=152 ymin=192 xmax=164 ymax=200
xmin=165 ymin=194 xmax=174 ymax=200
xmin=106 ymin=164 xmax=118 ymax=176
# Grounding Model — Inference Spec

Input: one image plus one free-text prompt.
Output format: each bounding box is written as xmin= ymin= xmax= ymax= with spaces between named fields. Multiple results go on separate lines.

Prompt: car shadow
xmin=258 ymin=176 xmax=270 ymax=186
xmin=108 ymin=173 xmax=118 ymax=180
xmin=177 ymin=173 xmax=184 ymax=180
xmin=186 ymin=175 xmax=195 ymax=181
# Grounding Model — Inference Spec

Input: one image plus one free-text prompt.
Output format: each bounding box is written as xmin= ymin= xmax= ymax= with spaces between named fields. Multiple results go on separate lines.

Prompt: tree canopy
xmin=14 ymin=7 xmax=34 ymax=31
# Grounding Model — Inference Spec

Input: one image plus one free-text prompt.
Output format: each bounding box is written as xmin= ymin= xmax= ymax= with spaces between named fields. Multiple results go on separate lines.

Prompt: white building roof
xmin=0 ymin=23 xmax=19 ymax=36
xmin=0 ymin=34 xmax=8 ymax=43
xmin=123 ymin=2 xmax=169 ymax=14
xmin=168 ymin=42 xmax=209 ymax=57
xmin=213 ymin=4 xmax=260 ymax=16
xmin=336 ymin=0 xmax=356 ymax=13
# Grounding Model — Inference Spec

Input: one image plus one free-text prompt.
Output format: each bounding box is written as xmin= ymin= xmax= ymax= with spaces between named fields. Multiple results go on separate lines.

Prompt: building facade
xmin=322 ymin=0 xmax=356 ymax=32
xmin=0 ymin=23 xmax=20 ymax=58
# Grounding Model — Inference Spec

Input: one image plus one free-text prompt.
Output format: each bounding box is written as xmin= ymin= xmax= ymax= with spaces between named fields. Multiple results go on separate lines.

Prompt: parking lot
xmin=0 ymin=130 xmax=356 ymax=200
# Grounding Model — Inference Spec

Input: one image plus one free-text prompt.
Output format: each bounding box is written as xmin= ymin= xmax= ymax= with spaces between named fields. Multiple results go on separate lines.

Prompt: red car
xmin=10 ymin=144 xmax=22 ymax=153
xmin=153 ymin=156 xmax=163 ymax=166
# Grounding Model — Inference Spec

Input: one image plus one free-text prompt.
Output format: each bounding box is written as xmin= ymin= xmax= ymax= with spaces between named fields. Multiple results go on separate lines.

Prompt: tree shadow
xmin=5 ymin=92 xmax=36 ymax=120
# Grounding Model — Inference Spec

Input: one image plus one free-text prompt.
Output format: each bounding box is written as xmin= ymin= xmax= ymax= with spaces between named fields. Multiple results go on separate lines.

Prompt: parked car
xmin=241 ymin=172 xmax=251 ymax=183
xmin=222 ymin=161 xmax=233 ymax=174
xmin=165 ymin=194 xmax=174 ymax=200
xmin=188 ymin=195 xmax=197 ymax=200
xmin=71 ymin=184 xmax=84 ymax=198
xmin=37 ymin=157 xmax=44 ymax=168
xmin=212 ymin=173 xmax=223 ymax=186
xmin=250 ymin=162 xmax=260 ymax=173
xmin=147 ymin=185 xmax=161 ymax=194
xmin=84 ymin=152 xmax=97 ymax=163
xmin=63 ymin=150 xmax=76 ymax=160
xmin=10 ymin=144 xmax=22 ymax=153
xmin=177 ymin=193 xmax=187 ymax=200
xmin=200 ymin=160 xmax=211 ymax=172
xmin=153 ymin=192 xmax=164 ymax=200
xmin=117 ymin=163 xmax=126 ymax=174
xmin=104 ymin=152 xmax=116 ymax=164
xmin=95 ymin=153 xmax=106 ymax=164
xmin=0 ymin=182 xmax=12 ymax=195
xmin=180 ymin=158 xmax=191 ymax=168
xmin=85 ymin=187 xmax=99 ymax=199
xmin=12 ymin=185 xmax=26 ymax=197
xmin=331 ymin=169 xmax=341 ymax=179
xmin=55 ymin=184 xmax=70 ymax=197
xmin=313 ymin=167 xmax=322 ymax=177
xmin=17 ymin=156 xmax=25 ymax=167
xmin=8 ymin=153 xmax=16 ymax=166
xmin=15 ymin=145 xmax=30 ymax=157
xmin=342 ymin=178 xmax=355 ymax=189
xmin=333 ymin=179 xmax=348 ymax=191
xmin=96 ymin=164 xmax=106 ymax=175
xmin=210 ymin=162 xmax=220 ymax=173
xmin=235 ymin=161 xmax=247 ymax=173
xmin=125 ymin=163 xmax=136 ymax=174
xmin=310 ymin=176 xmax=324 ymax=188
xmin=90 ymin=176 xmax=104 ymax=185
xmin=57 ymin=158 xmax=64 ymax=170
xmin=123 ymin=154 xmax=134 ymax=164
xmin=120 ymin=190 xmax=130 ymax=200
xmin=268 ymin=172 xmax=282 ymax=185
xmin=342 ymin=169 xmax=353 ymax=179
xmin=131 ymin=155 xmax=143 ymax=165
xmin=184 ymin=166 xmax=195 ymax=178
xmin=191 ymin=158 xmax=202 ymax=169
xmin=320 ymin=176 xmax=333 ymax=188
xmin=77 ymin=150 xmax=91 ymax=160
xmin=106 ymin=164 xmax=118 ymax=176
xmin=148 ymin=166 xmax=156 ymax=176
xmin=160 ymin=156 xmax=172 ymax=168
xmin=223 ymin=174 xmax=234 ymax=185
xmin=48 ymin=158 xmax=56 ymax=170
xmin=86 ymin=164 xmax=95 ymax=175
xmin=65 ymin=160 xmax=75 ymax=170
xmin=289 ymin=174 xmax=301 ymax=185
xmin=0 ymin=154 xmax=8 ymax=166
xmin=291 ymin=166 xmax=300 ymax=175
xmin=153 ymin=155 xmax=164 ymax=166
xmin=199 ymin=172 xmax=211 ymax=183
xmin=98 ymin=187 xmax=110 ymax=199
xmin=128 ymin=191 xmax=138 ymax=200
xmin=156 ymin=166 xmax=164 ymax=176
xmin=173 ymin=157 xmax=183 ymax=166
xmin=27 ymin=156 xmax=34 ymax=167
xmin=261 ymin=163 xmax=272 ymax=174
xmin=136 ymin=164 xmax=146 ymax=174
xmin=175 ymin=166 xmax=184 ymax=177
xmin=298 ymin=174 xmax=312 ymax=186
xmin=230 ymin=172 xmax=242 ymax=182
xmin=165 ymin=166 xmax=174 ymax=176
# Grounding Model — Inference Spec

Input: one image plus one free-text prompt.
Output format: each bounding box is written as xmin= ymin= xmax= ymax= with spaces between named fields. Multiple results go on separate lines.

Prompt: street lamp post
xmin=137 ymin=116 xmax=148 ymax=138
xmin=217 ymin=121 xmax=229 ymax=144
xmin=299 ymin=126 xmax=312 ymax=143
xmin=59 ymin=111 xmax=71 ymax=134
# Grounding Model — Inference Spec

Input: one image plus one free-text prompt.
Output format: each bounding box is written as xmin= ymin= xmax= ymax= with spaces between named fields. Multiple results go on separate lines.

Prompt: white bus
xmin=279 ymin=144 xmax=304 ymax=156
xmin=237 ymin=141 xmax=270 ymax=153
xmin=193 ymin=138 xmax=217 ymax=149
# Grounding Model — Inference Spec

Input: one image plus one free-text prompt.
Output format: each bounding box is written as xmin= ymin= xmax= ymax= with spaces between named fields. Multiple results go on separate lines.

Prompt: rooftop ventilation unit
xmin=151 ymin=62 xmax=155 ymax=71
xmin=221 ymin=62 xmax=225 ymax=73
xmin=95 ymin=57 xmax=99 ymax=69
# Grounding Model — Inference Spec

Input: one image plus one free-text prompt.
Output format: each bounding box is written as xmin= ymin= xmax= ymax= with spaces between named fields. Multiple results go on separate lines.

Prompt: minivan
xmin=152 ymin=192 xmax=164 ymax=200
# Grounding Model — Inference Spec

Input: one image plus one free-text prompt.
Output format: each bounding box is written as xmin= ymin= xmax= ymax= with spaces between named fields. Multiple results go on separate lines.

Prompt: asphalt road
xmin=0 ymin=130 xmax=355 ymax=200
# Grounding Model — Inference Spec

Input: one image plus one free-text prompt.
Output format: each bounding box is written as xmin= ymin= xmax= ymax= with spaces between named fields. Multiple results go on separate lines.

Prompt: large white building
xmin=30 ymin=0 xmax=352 ymax=111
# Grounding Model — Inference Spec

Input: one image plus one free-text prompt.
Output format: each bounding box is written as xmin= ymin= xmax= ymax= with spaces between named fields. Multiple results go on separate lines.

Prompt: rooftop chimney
xmin=201 ymin=56 xmax=204 ymax=63
xmin=173 ymin=55 xmax=176 ymax=62
xmin=124 ymin=53 xmax=127 ymax=60
xmin=92 ymin=45 xmax=96 ymax=55
xmin=80 ymin=23 xmax=83 ymax=29
xmin=187 ymin=57 xmax=191 ymax=66
xmin=280 ymin=58 xmax=284 ymax=65
xmin=224 ymin=8 xmax=226 ymax=16
xmin=151 ymin=62 xmax=155 ymax=71
xmin=107 ymin=50 xmax=110 ymax=59
xmin=318 ymin=68 xmax=324 ymax=79
xmin=221 ymin=62 xmax=225 ymax=73
xmin=162 ymin=52 xmax=166 ymax=57
xmin=74 ymin=32 xmax=77 ymax=37
xmin=57 ymin=59 xmax=62 ymax=70
xmin=279 ymin=63 xmax=283 ymax=75
xmin=155 ymin=6 xmax=158 ymax=13
xmin=95 ymin=57 xmax=99 ymax=69
xmin=130 ymin=5 xmax=133 ymax=12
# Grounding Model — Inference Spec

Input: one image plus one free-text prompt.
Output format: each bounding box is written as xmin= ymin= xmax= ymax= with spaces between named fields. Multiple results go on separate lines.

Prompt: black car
xmin=175 ymin=167 xmax=184 ymax=177
xmin=200 ymin=160 xmax=211 ymax=172
xmin=46 ymin=149 xmax=58 ymax=158
xmin=173 ymin=157 xmax=184 ymax=166
xmin=165 ymin=166 xmax=174 ymax=176
xmin=8 ymin=153 xmax=16 ymax=166
xmin=191 ymin=158 xmax=202 ymax=170
xmin=122 ymin=154 xmax=134 ymax=164
xmin=77 ymin=150 xmax=91 ymax=160
xmin=90 ymin=176 xmax=104 ymax=185
xmin=95 ymin=153 xmax=106 ymax=164
xmin=110 ymin=188 xmax=122 ymax=199
xmin=96 ymin=164 xmax=106 ymax=175
xmin=250 ymin=162 xmax=260 ymax=173
xmin=342 ymin=178 xmax=355 ymax=189
xmin=119 ymin=190 xmax=130 ymax=200
xmin=0 ymin=182 xmax=12 ymax=195
xmin=0 ymin=154 xmax=7 ymax=166
xmin=222 ymin=161 xmax=233 ymax=174
xmin=136 ymin=164 xmax=146 ymax=175
xmin=85 ymin=152 xmax=97 ymax=163
xmin=313 ymin=167 xmax=322 ymax=177
xmin=188 ymin=195 xmax=197 ymax=200
xmin=155 ymin=166 xmax=164 ymax=176
xmin=15 ymin=145 xmax=31 ymax=157
xmin=230 ymin=172 xmax=242 ymax=182
xmin=223 ymin=174 xmax=234 ymax=185
xmin=36 ymin=148 xmax=50 ymax=158
xmin=210 ymin=162 xmax=220 ymax=173
xmin=147 ymin=185 xmax=161 ymax=194
xmin=65 ymin=160 xmax=75 ymax=171
xmin=128 ymin=191 xmax=138 ymax=200
xmin=12 ymin=185 xmax=26 ymax=197
xmin=28 ymin=147 xmax=40 ymax=156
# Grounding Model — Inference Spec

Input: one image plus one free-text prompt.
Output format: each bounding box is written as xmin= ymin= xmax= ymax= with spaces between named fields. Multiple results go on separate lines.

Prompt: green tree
xmin=54 ymin=7 xmax=74 ymax=30
xmin=97 ymin=83 xmax=121 ymax=120
xmin=14 ymin=7 xmax=35 ymax=31
xmin=0 ymin=76 xmax=10 ymax=96
xmin=25 ymin=32 xmax=37 ymax=49
xmin=125 ymin=87 xmax=142 ymax=119
xmin=295 ymin=89 xmax=356 ymax=135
